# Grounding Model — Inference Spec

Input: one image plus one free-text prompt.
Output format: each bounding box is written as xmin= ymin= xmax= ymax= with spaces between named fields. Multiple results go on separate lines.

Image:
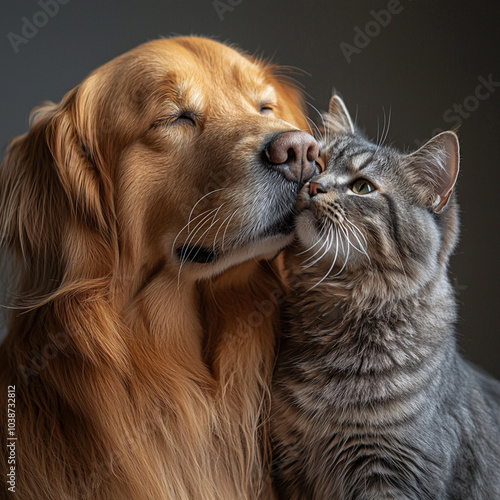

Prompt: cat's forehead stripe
xmin=326 ymin=142 xmax=350 ymax=162
xmin=326 ymin=144 xmax=376 ymax=179
xmin=351 ymin=152 xmax=374 ymax=171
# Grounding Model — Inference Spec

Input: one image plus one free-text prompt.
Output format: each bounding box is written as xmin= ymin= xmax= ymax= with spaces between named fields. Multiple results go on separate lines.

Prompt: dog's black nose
xmin=264 ymin=131 xmax=319 ymax=185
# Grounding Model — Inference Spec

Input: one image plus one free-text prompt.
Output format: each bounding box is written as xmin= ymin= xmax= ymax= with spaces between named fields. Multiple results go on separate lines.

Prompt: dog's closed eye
xmin=258 ymin=103 xmax=274 ymax=115
xmin=152 ymin=111 xmax=199 ymax=128
xmin=172 ymin=112 xmax=198 ymax=126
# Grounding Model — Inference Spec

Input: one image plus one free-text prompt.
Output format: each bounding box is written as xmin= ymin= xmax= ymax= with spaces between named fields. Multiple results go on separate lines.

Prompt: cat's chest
xmin=279 ymin=307 xmax=444 ymax=427
xmin=283 ymin=309 xmax=420 ymax=375
xmin=303 ymin=428 xmax=437 ymax=499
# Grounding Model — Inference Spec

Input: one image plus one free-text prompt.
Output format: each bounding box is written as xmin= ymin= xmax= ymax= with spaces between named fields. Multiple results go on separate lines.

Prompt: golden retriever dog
xmin=0 ymin=36 xmax=318 ymax=499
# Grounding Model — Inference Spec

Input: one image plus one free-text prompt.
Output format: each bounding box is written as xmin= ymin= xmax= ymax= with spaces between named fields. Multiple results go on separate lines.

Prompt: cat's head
xmin=292 ymin=95 xmax=460 ymax=291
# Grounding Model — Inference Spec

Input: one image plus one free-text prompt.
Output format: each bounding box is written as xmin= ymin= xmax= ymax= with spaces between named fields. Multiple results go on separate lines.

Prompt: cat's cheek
xmin=295 ymin=210 xmax=320 ymax=248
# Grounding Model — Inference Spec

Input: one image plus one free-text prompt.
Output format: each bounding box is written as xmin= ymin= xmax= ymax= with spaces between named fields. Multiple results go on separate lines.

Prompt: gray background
xmin=1 ymin=0 xmax=499 ymax=377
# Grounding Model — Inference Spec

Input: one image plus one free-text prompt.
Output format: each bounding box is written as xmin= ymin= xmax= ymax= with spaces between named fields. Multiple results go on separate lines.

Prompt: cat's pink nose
xmin=309 ymin=181 xmax=327 ymax=197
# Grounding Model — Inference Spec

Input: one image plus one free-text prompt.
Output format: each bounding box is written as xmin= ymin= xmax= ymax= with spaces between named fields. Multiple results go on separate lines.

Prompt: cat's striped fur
xmin=271 ymin=96 xmax=500 ymax=499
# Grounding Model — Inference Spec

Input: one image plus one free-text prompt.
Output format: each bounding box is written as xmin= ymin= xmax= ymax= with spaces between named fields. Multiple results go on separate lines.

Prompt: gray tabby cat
xmin=271 ymin=95 xmax=500 ymax=499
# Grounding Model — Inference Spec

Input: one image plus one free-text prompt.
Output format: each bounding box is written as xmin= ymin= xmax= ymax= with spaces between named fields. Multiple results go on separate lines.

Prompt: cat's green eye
xmin=351 ymin=179 xmax=376 ymax=195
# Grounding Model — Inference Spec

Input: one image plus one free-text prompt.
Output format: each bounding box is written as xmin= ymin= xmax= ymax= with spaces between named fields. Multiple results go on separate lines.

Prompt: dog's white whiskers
xmin=191 ymin=215 xmax=222 ymax=252
xmin=221 ymin=208 xmax=240 ymax=253
xmin=176 ymin=205 xmax=223 ymax=289
xmin=186 ymin=188 xmax=226 ymax=232
xmin=212 ymin=210 xmax=237 ymax=254
xmin=187 ymin=216 xmax=222 ymax=263
xmin=171 ymin=206 xmax=220 ymax=257
xmin=182 ymin=206 xmax=221 ymax=249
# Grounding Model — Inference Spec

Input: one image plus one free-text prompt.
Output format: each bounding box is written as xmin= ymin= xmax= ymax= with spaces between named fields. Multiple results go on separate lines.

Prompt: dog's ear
xmin=46 ymin=90 xmax=112 ymax=230
xmin=0 ymin=88 xmax=116 ymax=293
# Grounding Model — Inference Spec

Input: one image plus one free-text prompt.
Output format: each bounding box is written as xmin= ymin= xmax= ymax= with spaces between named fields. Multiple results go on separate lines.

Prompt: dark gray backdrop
xmin=1 ymin=0 xmax=499 ymax=377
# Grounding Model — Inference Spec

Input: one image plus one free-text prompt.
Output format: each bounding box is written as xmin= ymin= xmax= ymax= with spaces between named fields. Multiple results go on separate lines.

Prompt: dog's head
xmin=0 ymin=36 xmax=318 ymax=297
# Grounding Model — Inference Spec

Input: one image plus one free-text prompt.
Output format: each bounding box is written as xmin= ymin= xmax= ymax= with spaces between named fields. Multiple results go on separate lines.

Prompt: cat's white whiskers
xmin=298 ymin=226 xmax=328 ymax=257
xmin=304 ymin=225 xmax=335 ymax=272
xmin=381 ymin=106 xmax=392 ymax=146
xmin=302 ymin=227 xmax=331 ymax=267
xmin=309 ymin=227 xmax=341 ymax=289
xmin=374 ymin=106 xmax=389 ymax=155
xmin=343 ymin=217 xmax=368 ymax=248
xmin=379 ymin=107 xmax=387 ymax=148
xmin=337 ymin=222 xmax=354 ymax=254
xmin=331 ymin=233 xmax=350 ymax=278
xmin=343 ymin=220 xmax=367 ymax=251
xmin=323 ymin=112 xmax=333 ymax=145
xmin=375 ymin=114 xmax=381 ymax=149
xmin=302 ymin=231 xmax=332 ymax=269
xmin=342 ymin=218 xmax=371 ymax=264
xmin=306 ymin=116 xmax=323 ymax=142
xmin=307 ymin=101 xmax=327 ymax=138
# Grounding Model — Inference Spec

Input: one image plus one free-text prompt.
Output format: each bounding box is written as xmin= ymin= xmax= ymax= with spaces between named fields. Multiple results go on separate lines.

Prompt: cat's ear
xmin=326 ymin=94 xmax=355 ymax=134
xmin=407 ymin=131 xmax=460 ymax=213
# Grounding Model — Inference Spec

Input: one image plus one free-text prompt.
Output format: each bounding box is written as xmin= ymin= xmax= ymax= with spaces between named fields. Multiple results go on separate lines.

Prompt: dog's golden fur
xmin=0 ymin=37 xmax=309 ymax=499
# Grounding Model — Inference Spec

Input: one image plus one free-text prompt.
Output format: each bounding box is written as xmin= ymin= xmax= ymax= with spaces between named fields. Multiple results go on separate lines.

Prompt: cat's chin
xmin=294 ymin=208 xmax=326 ymax=253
